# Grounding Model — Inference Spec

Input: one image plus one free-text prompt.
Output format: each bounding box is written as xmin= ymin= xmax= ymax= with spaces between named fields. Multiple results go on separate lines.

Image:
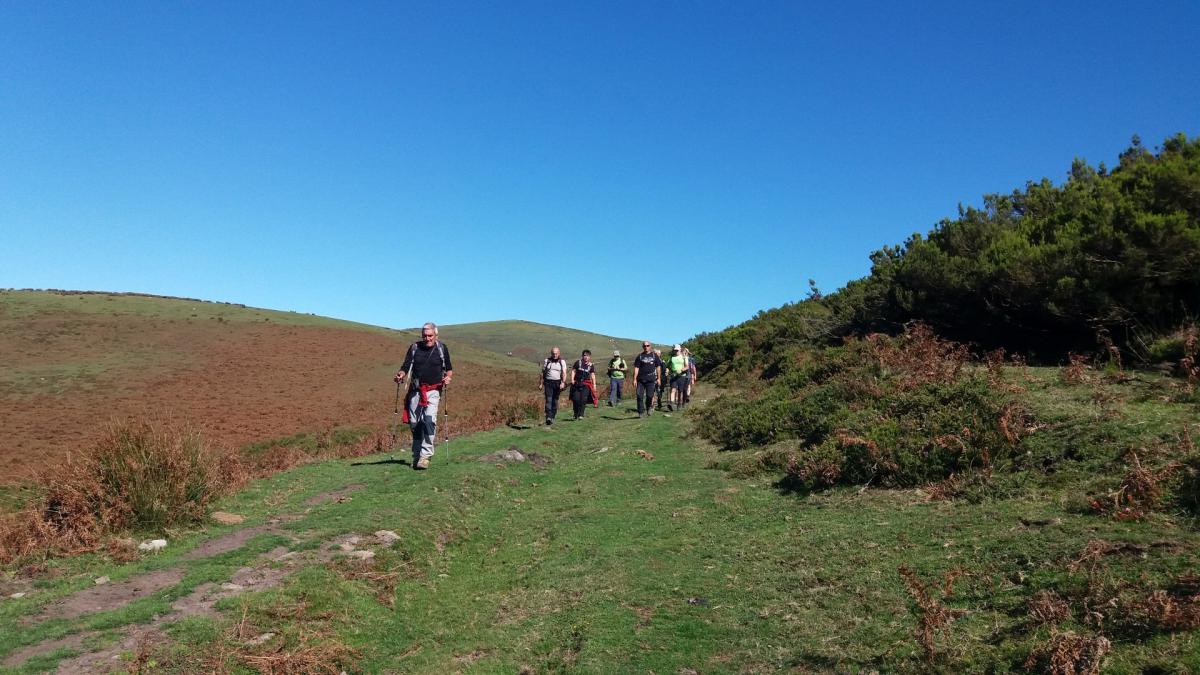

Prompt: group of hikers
xmin=392 ymin=324 xmax=695 ymax=471
xmin=538 ymin=340 xmax=697 ymax=425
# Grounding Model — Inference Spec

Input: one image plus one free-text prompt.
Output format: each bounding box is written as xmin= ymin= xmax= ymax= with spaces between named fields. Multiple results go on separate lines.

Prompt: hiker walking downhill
xmin=606 ymin=350 xmax=627 ymax=407
xmin=633 ymin=341 xmax=663 ymax=418
xmin=569 ymin=349 xmax=598 ymax=420
xmin=667 ymin=344 xmax=690 ymax=411
xmin=540 ymin=347 xmax=567 ymax=425
xmin=655 ymin=349 xmax=669 ymax=410
xmin=394 ymin=323 xmax=453 ymax=470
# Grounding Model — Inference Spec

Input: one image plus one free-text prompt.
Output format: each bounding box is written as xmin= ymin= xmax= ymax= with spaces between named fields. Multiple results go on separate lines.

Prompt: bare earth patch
xmin=304 ymin=483 xmax=366 ymax=506
xmin=181 ymin=524 xmax=286 ymax=561
xmin=31 ymin=567 xmax=185 ymax=622
xmin=1 ymin=632 xmax=89 ymax=669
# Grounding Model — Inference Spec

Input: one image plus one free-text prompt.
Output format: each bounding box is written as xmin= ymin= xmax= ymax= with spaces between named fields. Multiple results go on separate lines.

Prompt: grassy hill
xmin=0 ymin=292 xmax=632 ymax=484
xmin=3 ymin=291 xmax=1198 ymax=671
xmin=439 ymin=320 xmax=645 ymax=366
xmin=1 ymin=376 xmax=1197 ymax=672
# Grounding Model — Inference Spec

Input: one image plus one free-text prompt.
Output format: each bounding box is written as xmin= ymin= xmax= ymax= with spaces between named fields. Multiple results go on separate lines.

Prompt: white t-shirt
xmin=543 ymin=358 xmax=566 ymax=381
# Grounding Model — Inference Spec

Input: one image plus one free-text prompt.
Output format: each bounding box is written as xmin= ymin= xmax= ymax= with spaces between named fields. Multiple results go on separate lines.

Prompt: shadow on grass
xmin=600 ymin=415 xmax=639 ymax=421
xmin=507 ymin=422 xmax=533 ymax=430
xmin=772 ymin=473 xmax=822 ymax=498
xmin=350 ymin=457 xmax=410 ymax=467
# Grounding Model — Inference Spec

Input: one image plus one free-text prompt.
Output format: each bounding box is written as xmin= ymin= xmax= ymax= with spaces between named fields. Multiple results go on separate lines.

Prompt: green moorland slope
xmin=0 ymin=290 xmax=530 ymax=373
xmin=438 ymin=320 xmax=646 ymax=366
xmin=0 ymin=374 xmax=1196 ymax=673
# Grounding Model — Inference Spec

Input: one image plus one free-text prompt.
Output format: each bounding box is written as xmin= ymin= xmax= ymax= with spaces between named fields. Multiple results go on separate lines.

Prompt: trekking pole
xmin=441 ymin=385 xmax=450 ymax=444
xmin=389 ymin=381 xmax=401 ymax=459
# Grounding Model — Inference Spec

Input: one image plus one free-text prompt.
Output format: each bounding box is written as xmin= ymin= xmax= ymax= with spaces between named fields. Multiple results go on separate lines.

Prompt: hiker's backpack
xmin=406 ymin=340 xmax=447 ymax=373
xmin=542 ymin=357 xmax=566 ymax=379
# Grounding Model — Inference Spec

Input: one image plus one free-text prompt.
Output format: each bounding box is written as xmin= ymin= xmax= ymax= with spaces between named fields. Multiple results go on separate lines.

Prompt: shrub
xmin=0 ymin=422 xmax=222 ymax=563
xmin=1023 ymin=631 xmax=1111 ymax=675
xmin=488 ymin=397 xmax=542 ymax=426
xmin=697 ymin=325 xmax=1027 ymax=489
xmin=1177 ymin=454 xmax=1200 ymax=515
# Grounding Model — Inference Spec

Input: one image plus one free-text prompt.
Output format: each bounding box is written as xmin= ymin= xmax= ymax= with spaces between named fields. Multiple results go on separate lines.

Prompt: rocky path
xmin=2 ymin=483 xmax=388 ymax=673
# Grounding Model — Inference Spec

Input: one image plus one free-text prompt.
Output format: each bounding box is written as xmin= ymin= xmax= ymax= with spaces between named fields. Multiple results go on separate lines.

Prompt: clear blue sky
xmin=2 ymin=1 xmax=1197 ymax=343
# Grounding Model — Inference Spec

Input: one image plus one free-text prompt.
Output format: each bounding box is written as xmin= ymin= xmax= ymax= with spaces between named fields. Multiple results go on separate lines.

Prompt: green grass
xmin=0 ymin=289 xmax=371 ymax=328
xmin=439 ymin=319 xmax=648 ymax=366
xmin=0 ymin=291 xmax=652 ymax=376
xmin=3 ymin=374 xmax=1198 ymax=672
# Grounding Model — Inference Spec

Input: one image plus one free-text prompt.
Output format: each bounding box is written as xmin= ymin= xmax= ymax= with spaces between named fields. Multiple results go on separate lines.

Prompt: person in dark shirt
xmin=568 ymin=350 xmax=597 ymax=420
xmin=394 ymin=322 xmax=454 ymax=470
xmin=632 ymin=341 xmax=663 ymax=418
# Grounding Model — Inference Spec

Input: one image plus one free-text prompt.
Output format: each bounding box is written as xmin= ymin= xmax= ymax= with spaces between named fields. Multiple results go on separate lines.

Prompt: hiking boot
xmin=545 ymin=418 xmax=552 ymax=426
xmin=415 ymin=457 xmax=430 ymax=470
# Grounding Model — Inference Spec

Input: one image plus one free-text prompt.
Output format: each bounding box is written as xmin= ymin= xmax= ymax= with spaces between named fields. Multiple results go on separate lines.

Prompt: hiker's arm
xmin=395 ymin=347 xmax=413 ymax=382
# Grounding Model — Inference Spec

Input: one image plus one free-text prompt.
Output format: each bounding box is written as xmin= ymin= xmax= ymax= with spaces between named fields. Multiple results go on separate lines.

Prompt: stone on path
xmin=374 ymin=530 xmax=401 ymax=545
xmin=138 ymin=539 xmax=168 ymax=552
xmin=211 ymin=511 xmax=246 ymax=525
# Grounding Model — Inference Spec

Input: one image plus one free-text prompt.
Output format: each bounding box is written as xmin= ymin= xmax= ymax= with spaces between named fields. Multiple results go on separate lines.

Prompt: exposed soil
xmin=181 ymin=524 xmax=286 ymax=561
xmin=304 ymin=483 xmax=366 ymax=506
xmin=1 ymin=632 xmax=89 ymax=669
xmin=0 ymin=308 xmax=530 ymax=482
xmin=53 ymin=624 xmax=165 ymax=674
xmin=6 ymin=492 xmax=395 ymax=671
xmin=31 ymin=567 xmax=185 ymax=623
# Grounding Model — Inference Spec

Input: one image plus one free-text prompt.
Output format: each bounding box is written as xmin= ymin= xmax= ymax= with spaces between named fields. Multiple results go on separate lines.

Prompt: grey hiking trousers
xmin=408 ymin=388 xmax=440 ymax=461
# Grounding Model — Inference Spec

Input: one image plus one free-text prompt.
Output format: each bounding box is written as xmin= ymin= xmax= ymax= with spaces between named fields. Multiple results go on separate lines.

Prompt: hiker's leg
xmin=419 ymin=390 xmax=440 ymax=459
xmin=635 ymin=381 xmax=646 ymax=414
xmin=408 ymin=394 xmax=423 ymax=461
xmin=543 ymin=380 xmax=555 ymax=421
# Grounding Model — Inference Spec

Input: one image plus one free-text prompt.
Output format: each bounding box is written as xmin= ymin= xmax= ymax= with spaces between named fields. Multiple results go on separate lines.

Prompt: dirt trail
xmin=4 ymin=484 xmax=389 ymax=672
xmin=30 ymin=568 xmax=186 ymax=623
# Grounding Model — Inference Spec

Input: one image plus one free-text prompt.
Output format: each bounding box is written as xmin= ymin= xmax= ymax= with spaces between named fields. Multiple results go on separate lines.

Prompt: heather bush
xmin=0 ymin=422 xmax=222 ymax=563
xmin=488 ymin=396 xmax=542 ymax=426
xmin=696 ymin=326 xmax=1025 ymax=488
xmin=1177 ymin=454 xmax=1200 ymax=515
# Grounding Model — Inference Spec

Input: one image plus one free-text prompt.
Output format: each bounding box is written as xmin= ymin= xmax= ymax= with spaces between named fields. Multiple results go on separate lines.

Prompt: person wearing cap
xmin=667 ymin=344 xmax=690 ymax=411
xmin=632 ymin=341 xmax=663 ymax=418
xmin=606 ymin=349 xmax=627 ymax=407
